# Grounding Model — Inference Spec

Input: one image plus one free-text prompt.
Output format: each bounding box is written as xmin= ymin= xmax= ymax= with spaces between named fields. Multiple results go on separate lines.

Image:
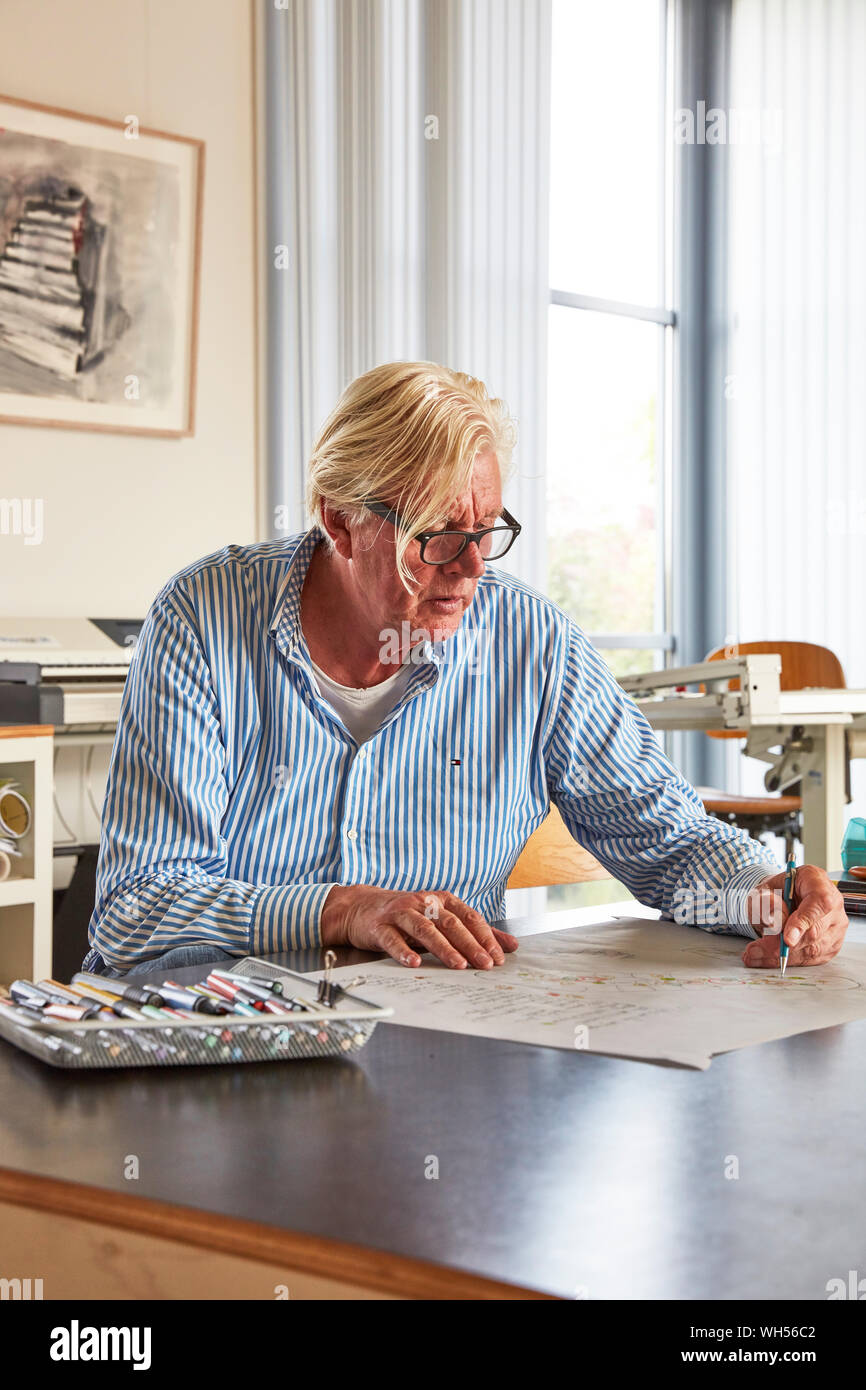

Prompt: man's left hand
xmin=742 ymin=864 xmax=849 ymax=968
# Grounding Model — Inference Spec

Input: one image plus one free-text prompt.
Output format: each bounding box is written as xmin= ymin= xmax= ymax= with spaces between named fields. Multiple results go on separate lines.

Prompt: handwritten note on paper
xmin=318 ymin=917 xmax=866 ymax=1069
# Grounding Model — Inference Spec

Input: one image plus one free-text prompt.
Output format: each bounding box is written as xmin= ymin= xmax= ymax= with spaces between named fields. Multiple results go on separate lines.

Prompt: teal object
xmin=841 ymin=818 xmax=866 ymax=871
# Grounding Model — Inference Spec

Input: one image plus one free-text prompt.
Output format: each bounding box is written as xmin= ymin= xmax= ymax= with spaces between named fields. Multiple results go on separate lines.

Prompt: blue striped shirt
xmin=89 ymin=526 xmax=780 ymax=968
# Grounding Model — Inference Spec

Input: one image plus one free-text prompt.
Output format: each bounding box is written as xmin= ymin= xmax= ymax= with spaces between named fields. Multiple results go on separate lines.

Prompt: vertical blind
xmin=727 ymin=0 xmax=866 ymax=810
xmin=261 ymin=0 xmax=552 ymax=595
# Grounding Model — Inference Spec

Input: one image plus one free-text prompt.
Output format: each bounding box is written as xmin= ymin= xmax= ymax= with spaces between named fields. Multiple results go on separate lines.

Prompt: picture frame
xmin=0 ymin=93 xmax=204 ymax=437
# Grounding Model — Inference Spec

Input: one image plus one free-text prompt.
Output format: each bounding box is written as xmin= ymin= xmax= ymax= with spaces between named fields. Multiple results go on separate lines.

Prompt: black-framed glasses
xmin=364 ymin=499 xmax=522 ymax=565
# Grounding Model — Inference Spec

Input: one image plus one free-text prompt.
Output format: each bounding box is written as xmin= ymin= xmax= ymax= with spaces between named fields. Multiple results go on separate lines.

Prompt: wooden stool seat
xmin=699 ymin=791 xmax=801 ymax=817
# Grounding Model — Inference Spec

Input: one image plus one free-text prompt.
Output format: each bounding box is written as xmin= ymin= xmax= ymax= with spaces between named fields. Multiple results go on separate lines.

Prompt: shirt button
xmin=347 ymin=829 xmax=358 ymax=840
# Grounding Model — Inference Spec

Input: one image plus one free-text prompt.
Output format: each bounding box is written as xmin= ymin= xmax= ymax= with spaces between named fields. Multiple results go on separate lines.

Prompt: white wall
xmin=0 ymin=0 xmax=259 ymax=882
xmin=0 ymin=0 xmax=259 ymax=617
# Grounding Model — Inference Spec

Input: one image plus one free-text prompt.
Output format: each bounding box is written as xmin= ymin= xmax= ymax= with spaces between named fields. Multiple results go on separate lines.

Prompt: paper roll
xmin=0 ymin=780 xmax=31 ymax=839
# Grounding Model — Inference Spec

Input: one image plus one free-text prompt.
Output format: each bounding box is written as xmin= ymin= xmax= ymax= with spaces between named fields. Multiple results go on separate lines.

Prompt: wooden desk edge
xmin=0 ymin=1166 xmax=555 ymax=1301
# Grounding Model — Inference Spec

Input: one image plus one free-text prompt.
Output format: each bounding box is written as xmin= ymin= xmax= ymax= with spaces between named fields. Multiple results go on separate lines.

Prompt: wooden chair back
xmin=507 ymin=804 xmax=610 ymax=889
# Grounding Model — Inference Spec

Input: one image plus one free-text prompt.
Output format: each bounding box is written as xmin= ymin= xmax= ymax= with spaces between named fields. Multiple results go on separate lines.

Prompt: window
xmin=547 ymin=0 xmax=673 ymax=682
xmin=546 ymin=0 xmax=674 ymax=909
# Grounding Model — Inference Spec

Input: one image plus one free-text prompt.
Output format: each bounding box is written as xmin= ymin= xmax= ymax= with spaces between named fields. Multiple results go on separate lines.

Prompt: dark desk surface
xmin=1 ymin=909 xmax=864 ymax=1300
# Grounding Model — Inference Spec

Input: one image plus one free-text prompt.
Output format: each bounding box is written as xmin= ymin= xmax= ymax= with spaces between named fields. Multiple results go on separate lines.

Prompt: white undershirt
xmin=309 ymin=656 xmax=414 ymax=744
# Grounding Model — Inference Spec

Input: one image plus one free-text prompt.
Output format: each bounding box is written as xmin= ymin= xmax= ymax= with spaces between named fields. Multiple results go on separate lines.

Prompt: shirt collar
xmin=268 ymin=526 xmax=322 ymax=660
xmin=267 ymin=526 xmax=449 ymax=672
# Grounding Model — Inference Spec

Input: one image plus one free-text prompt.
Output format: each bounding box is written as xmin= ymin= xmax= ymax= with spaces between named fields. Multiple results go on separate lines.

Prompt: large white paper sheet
xmin=322 ymin=917 xmax=866 ymax=1069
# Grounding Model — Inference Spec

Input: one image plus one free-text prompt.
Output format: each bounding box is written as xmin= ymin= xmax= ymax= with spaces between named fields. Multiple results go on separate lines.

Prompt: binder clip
xmin=316 ymin=950 xmax=340 ymax=1008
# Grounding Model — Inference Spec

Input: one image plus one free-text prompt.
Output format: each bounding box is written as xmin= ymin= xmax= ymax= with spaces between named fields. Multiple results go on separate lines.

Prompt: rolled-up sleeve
xmin=543 ymin=622 xmax=781 ymax=939
xmin=89 ymin=587 xmax=338 ymax=970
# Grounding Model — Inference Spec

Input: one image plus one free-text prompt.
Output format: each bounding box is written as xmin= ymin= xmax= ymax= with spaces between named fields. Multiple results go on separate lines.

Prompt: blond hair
xmin=306 ymin=360 xmax=518 ymax=589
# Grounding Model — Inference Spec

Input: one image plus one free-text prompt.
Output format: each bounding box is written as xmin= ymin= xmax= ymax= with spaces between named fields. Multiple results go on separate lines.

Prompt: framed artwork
xmin=0 ymin=94 xmax=204 ymax=436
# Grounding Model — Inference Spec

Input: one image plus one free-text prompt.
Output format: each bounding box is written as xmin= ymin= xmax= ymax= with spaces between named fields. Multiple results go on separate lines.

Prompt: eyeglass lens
xmin=423 ymin=528 xmax=514 ymax=563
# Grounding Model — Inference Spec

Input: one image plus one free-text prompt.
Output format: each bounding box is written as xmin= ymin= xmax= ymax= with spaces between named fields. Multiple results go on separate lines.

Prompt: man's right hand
xmin=320 ymin=884 xmax=519 ymax=970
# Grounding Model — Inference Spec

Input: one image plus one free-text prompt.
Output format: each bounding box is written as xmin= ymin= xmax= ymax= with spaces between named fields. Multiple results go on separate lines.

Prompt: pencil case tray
xmin=0 ymin=1001 xmax=392 ymax=1070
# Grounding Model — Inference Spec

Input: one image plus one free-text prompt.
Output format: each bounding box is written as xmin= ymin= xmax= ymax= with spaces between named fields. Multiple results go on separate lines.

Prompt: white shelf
xmin=0 ymin=877 xmax=37 ymax=907
xmin=0 ymin=729 xmax=53 ymax=981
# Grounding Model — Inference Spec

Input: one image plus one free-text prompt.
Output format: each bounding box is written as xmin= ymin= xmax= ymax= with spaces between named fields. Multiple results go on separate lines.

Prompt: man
xmin=82 ymin=361 xmax=848 ymax=979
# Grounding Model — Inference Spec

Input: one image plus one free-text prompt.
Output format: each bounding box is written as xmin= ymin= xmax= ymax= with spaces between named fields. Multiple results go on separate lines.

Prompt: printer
xmin=0 ymin=618 xmax=143 ymax=732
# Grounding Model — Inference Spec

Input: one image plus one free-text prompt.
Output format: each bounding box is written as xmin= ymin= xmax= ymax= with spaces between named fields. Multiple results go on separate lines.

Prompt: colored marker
xmin=0 ymin=999 xmax=83 ymax=1054
xmin=39 ymin=979 xmax=89 ymax=1004
xmin=204 ymin=974 xmax=287 ymax=1013
xmin=207 ymin=972 xmax=296 ymax=1012
xmin=210 ymin=969 xmax=288 ymax=1000
xmin=50 ymin=979 xmax=148 ymax=1022
xmin=207 ymin=972 xmax=269 ymax=1002
xmin=203 ymin=975 xmax=269 ymax=1012
xmin=11 ymin=980 xmax=103 ymax=1019
xmin=204 ymin=990 xmax=261 ymax=1019
xmin=0 ymin=997 xmax=45 ymax=1025
xmin=10 ymin=980 xmax=63 ymax=1008
xmin=72 ymin=973 xmax=167 ymax=1007
xmin=140 ymin=1003 xmax=187 ymax=1022
xmin=201 ymin=975 xmax=255 ymax=1003
xmin=44 ymin=1001 xmax=109 ymax=1022
xmin=158 ymin=981 xmax=233 ymax=1015
xmin=190 ymin=982 xmax=260 ymax=1017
